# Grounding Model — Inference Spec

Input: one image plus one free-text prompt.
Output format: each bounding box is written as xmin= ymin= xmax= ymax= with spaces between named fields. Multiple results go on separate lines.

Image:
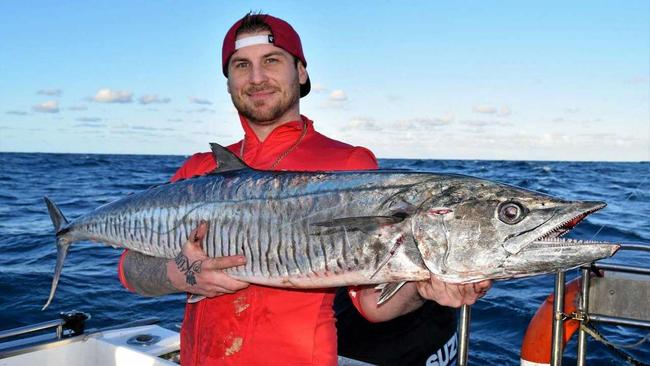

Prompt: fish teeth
xmin=535 ymin=210 xmax=594 ymax=242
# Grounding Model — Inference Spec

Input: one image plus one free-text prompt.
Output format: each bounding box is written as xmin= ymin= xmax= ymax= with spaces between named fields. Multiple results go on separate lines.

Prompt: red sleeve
xmin=117 ymin=250 xmax=136 ymax=292
xmin=345 ymin=147 xmax=378 ymax=170
xmin=118 ymin=153 xmax=216 ymax=291
xmin=347 ymin=286 xmax=378 ymax=322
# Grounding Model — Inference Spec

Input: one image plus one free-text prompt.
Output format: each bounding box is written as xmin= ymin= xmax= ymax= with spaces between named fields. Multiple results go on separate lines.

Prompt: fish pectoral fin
xmin=376 ymin=281 xmax=408 ymax=305
xmin=208 ymin=143 xmax=251 ymax=173
xmin=187 ymin=294 xmax=206 ymax=304
xmin=311 ymin=216 xmax=404 ymax=235
xmin=367 ymin=233 xmax=406 ymax=282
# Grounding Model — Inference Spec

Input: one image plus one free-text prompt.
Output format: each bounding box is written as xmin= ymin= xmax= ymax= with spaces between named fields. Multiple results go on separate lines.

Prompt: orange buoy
xmin=520 ymin=278 xmax=582 ymax=366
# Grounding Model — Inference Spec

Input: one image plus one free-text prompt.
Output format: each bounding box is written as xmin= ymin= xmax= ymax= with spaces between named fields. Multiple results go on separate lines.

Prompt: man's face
xmin=227 ymin=31 xmax=308 ymax=125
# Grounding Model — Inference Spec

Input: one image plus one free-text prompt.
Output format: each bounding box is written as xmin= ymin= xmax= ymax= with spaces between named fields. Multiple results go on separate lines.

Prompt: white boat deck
xmin=0 ymin=325 xmax=179 ymax=366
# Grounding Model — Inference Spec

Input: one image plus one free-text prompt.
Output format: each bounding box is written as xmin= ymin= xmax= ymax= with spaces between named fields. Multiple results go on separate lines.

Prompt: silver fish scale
xmin=63 ymin=170 xmax=434 ymax=281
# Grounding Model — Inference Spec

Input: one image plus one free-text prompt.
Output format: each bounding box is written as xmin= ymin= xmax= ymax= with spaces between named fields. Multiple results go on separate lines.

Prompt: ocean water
xmin=0 ymin=152 xmax=648 ymax=365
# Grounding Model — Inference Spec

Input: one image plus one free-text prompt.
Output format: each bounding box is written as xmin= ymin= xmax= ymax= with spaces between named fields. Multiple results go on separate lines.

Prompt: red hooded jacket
xmin=119 ymin=114 xmax=377 ymax=365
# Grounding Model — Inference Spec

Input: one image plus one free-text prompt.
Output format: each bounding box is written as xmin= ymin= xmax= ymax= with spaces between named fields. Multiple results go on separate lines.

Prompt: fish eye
xmin=498 ymin=201 xmax=526 ymax=224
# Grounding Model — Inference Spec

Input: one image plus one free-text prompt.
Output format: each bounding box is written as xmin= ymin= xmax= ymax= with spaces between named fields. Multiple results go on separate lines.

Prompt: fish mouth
xmin=535 ymin=201 xmax=606 ymax=242
xmin=504 ymin=201 xmax=612 ymax=255
xmin=500 ymin=201 xmax=620 ymax=278
xmin=526 ymin=201 xmax=619 ymax=256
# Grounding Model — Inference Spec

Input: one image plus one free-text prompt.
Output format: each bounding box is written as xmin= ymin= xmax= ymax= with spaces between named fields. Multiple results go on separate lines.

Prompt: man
xmin=118 ymin=13 xmax=491 ymax=365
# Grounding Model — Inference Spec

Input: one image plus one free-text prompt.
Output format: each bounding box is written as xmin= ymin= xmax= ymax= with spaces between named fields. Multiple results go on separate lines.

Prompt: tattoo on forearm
xmin=123 ymin=251 xmax=177 ymax=296
xmin=175 ymin=252 xmax=203 ymax=286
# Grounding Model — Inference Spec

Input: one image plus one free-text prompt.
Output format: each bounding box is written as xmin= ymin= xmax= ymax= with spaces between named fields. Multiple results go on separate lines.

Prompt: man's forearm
xmin=356 ymin=282 xmax=426 ymax=323
xmin=122 ymin=251 xmax=179 ymax=296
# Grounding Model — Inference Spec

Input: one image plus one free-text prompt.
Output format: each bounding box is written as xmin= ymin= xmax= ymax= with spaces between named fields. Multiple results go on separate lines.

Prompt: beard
xmin=231 ymin=79 xmax=301 ymax=126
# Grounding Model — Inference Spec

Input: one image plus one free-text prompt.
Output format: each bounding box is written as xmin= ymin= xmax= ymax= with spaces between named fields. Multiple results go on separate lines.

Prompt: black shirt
xmin=335 ymin=288 xmax=458 ymax=366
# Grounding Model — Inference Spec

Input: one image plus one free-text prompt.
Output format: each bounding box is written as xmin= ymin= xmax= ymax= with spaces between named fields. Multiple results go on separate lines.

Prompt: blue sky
xmin=1 ymin=1 xmax=648 ymax=161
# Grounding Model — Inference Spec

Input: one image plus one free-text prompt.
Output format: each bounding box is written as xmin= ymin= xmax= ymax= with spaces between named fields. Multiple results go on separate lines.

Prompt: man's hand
xmin=415 ymin=275 xmax=492 ymax=308
xmin=166 ymin=221 xmax=250 ymax=297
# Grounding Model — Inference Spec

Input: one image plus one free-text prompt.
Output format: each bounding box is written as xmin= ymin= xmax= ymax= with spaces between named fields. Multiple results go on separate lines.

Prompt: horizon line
xmin=1 ymin=150 xmax=647 ymax=164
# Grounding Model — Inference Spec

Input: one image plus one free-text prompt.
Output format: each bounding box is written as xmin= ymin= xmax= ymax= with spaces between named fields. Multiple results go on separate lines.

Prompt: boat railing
xmin=553 ymin=243 xmax=650 ymax=366
xmin=456 ymin=243 xmax=650 ymax=366
xmin=0 ymin=310 xmax=89 ymax=343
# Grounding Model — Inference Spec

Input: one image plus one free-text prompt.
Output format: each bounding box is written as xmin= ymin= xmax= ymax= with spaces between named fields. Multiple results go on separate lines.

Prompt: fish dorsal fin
xmin=209 ymin=143 xmax=250 ymax=172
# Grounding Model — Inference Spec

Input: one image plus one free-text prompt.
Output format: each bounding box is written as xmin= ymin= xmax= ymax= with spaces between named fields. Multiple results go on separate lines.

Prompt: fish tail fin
xmin=42 ymin=197 xmax=71 ymax=310
xmin=42 ymin=240 xmax=71 ymax=310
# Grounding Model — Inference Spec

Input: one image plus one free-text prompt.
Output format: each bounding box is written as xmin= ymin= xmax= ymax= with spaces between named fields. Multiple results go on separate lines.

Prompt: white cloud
xmin=347 ymin=117 xmax=382 ymax=131
xmin=564 ymin=107 xmax=580 ymax=113
xmin=462 ymin=120 xmax=494 ymax=127
xmin=473 ymin=105 xmax=511 ymax=116
xmin=6 ymin=110 xmax=28 ymax=115
xmin=434 ymin=112 xmax=455 ymax=124
xmin=76 ymin=117 xmax=102 ymax=122
xmin=32 ymin=100 xmax=59 ymax=113
xmin=626 ymin=75 xmax=649 ymax=85
xmin=93 ymin=89 xmax=133 ymax=103
xmin=460 ymin=121 xmax=495 ymax=133
xmin=37 ymin=89 xmax=62 ymax=97
xmin=131 ymin=125 xmax=176 ymax=132
xmin=398 ymin=113 xmax=455 ymax=130
xmin=139 ymin=94 xmax=171 ymax=105
xmin=385 ymin=94 xmax=402 ymax=103
xmin=473 ymin=105 xmax=498 ymax=114
xmin=74 ymin=122 xmax=106 ymax=128
xmin=329 ymin=90 xmax=347 ymax=101
xmin=186 ymin=108 xmax=216 ymax=114
xmin=311 ymin=83 xmax=327 ymax=92
xmin=498 ymin=107 xmax=511 ymax=116
xmin=189 ymin=97 xmax=213 ymax=105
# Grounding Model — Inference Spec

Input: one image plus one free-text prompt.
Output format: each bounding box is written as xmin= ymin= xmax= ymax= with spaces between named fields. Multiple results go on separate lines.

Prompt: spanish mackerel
xmin=42 ymin=143 xmax=619 ymax=309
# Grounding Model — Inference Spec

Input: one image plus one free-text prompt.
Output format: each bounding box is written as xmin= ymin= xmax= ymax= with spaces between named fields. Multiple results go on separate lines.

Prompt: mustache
xmin=245 ymin=84 xmax=280 ymax=94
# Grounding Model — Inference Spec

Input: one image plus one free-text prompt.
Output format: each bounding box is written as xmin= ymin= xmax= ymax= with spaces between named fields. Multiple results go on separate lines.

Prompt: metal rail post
xmin=550 ymin=271 xmax=566 ymax=366
xmin=458 ymin=304 xmax=471 ymax=366
xmin=576 ymin=268 xmax=591 ymax=366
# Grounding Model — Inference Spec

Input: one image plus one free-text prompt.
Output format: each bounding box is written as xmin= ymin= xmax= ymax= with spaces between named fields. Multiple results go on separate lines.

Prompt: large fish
xmin=42 ymin=144 xmax=619 ymax=309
